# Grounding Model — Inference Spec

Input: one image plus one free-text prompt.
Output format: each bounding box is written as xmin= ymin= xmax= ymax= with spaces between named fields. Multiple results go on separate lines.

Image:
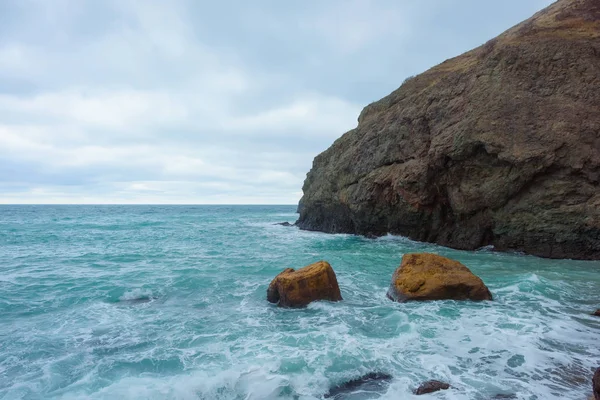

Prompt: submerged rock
xmin=593 ymin=367 xmax=600 ymax=400
xmin=296 ymin=0 xmax=600 ymax=260
xmin=267 ymin=261 xmax=342 ymax=307
xmin=324 ymin=372 xmax=393 ymax=399
xmin=274 ymin=222 xmax=293 ymax=227
xmin=115 ymin=295 xmax=156 ymax=305
xmin=387 ymin=253 xmax=492 ymax=302
xmin=414 ymin=380 xmax=450 ymax=395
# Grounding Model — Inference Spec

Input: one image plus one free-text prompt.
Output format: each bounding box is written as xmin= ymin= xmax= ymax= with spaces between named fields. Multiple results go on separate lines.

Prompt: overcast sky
xmin=0 ymin=0 xmax=553 ymax=204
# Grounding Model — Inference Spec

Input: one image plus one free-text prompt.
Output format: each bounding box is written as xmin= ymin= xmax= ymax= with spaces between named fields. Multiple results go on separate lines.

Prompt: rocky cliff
xmin=297 ymin=0 xmax=600 ymax=260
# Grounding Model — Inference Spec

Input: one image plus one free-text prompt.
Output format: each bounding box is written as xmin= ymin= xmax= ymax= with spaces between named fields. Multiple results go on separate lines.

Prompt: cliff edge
xmin=297 ymin=0 xmax=600 ymax=260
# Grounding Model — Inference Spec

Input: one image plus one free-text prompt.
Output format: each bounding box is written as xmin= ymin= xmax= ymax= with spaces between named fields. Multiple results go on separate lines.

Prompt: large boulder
xmin=267 ymin=261 xmax=342 ymax=308
xmin=387 ymin=253 xmax=492 ymax=302
xmin=296 ymin=0 xmax=600 ymax=260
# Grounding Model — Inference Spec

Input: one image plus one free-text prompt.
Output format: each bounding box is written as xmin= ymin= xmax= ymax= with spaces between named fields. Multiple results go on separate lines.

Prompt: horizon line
xmin=0 ymin=203 xmax=299 ymax=206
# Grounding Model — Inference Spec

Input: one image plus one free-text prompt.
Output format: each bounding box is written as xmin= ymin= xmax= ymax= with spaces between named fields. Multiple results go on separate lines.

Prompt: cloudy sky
xmin=0 ymin=0 xmax=553 ymax=204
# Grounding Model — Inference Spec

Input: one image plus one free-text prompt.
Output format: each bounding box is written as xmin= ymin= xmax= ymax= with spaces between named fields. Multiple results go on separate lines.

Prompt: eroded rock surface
xmin=267 ymin=261 xmax=342 ymax=307
xmin=387 ymin=253 xmax=492 ymax=302
xmin=297 ymin=0 xmax=600 ymax=260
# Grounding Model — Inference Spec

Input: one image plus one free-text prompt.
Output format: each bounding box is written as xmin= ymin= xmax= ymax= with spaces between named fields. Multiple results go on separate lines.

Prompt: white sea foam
xmin=119 ymin=288 xmax=156 ymax=302
xmin=272 ymin=213 xmax=299 ymax=218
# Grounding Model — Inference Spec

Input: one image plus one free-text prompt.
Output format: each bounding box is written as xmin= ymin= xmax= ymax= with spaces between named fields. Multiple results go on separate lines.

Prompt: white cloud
xmin=304 ymin=0 xmax=413 ymax=54
xmin=0 ymin=0 xmax=555 ymax=204
xmin=223 ymin=95 xmax=360 ymax=136
xmin=0 ymin=90 xmax=186 ymax=131
xmin=0 ymin=44 xmax=37 ymax=73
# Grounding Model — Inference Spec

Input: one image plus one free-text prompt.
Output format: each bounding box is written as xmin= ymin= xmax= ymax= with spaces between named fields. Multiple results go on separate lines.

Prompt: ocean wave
xmin=1 ymin=205 xmax=598 ymax=399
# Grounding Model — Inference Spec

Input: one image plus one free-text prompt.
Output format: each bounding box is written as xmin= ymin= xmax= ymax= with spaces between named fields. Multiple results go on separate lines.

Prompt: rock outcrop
xmin=267 ymin=261 xmax=342 ymax=307
xmin=593 ymin=309 xmax=600 ymax=317
xmin=296 ymin=0 xmax=600 ymax=260
xmin=387 ymin=253 xmax=492 ymax=302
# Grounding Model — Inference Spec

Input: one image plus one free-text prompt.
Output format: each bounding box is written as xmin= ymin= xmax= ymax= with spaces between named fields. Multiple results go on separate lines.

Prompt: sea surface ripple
xmin=0 ymin=205 xmax=598 ymax=399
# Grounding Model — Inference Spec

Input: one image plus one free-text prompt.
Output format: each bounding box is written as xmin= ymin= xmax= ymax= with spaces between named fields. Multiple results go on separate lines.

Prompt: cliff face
xmin=297 ymin=0 xmax=600 ymax=260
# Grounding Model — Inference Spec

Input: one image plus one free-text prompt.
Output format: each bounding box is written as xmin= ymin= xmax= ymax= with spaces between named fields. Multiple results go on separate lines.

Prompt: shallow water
xmin=0 ymin=205 xmax=598 ymax=400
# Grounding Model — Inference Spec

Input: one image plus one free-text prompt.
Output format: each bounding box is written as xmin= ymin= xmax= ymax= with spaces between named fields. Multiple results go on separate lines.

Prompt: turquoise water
xmin=0 ymin=205 xmax=598 ymax=400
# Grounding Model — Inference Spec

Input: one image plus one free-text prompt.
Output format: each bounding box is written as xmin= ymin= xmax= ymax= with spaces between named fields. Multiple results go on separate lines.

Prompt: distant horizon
xmin=1 ymin=0 xmax=553 ymax=204
xmin=0 ymin=203 xmax=299 ymax=206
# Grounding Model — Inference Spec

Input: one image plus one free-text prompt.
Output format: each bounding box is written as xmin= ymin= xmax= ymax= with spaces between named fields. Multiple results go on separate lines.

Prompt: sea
xmin=0 ymin=205 xmax=598 ymax=400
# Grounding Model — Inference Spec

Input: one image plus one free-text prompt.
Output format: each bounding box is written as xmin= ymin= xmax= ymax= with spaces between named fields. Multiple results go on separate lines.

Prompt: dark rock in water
xmin=387 ymin=253 xmax=492 ymax=302
xmin=593 ymin=367 xmax=600 ymax=400
xmin=490 ymin=395 xmax=517 ymax=400
xmin=593 ymin=309 xmax=600 ymax=317
xmin=267 ymin=261 xmax=342 ymax=308
xmin=116 ymin=296 xmax=156 ymax=305
xmin=274 ymin=222 xmax=293 ymax=227
xmin=324 ymin=372 xmax=393 ymax=399
xmin=414 ymin=380 xmax=450 ymax=395
xmin=296 ymin=0 xmax=600 ymax=260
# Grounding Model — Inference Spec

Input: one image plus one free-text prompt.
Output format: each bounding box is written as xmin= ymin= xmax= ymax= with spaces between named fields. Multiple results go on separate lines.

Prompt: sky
xmin=0 ymin=0 xmax=554 ymax=204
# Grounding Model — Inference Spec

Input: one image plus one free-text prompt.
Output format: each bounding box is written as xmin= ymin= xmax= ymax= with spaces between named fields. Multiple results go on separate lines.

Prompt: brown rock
xmin=296 ymin=0 xmax=600 ymax=260
xmin=387 ymin=253 xmax=492 ymax=302
xmin=267 ymin=261 xmax=342 ymax=307
xmin=414 ymin=380 xmax=450 ymax=395
xmin=593 ymin=309 xmax=600 ymax=317
xmin=593 ymin=367 xmax=600 ymax=400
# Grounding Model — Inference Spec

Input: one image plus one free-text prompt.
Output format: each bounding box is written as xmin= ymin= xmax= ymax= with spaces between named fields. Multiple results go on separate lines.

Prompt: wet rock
xmin=267 ymin=261 xmax=342 ymax=308
xmin=324 ymin=372 xmax=393 ymax=399
xmin=387 ymin=253 xmax=492 ymax=302
xmin=592 ymin=309 xmax=600 ymax=317
xmin=274 ymin=222 xmax=293 ymax=227
xmin=414 ymin=380 xmax=450 ymax=395
xmin=296 ymin=0 xmax=600 ymax=260
xmin=115 ymin=296 xmax=156 ymax=305
xmin=593 ymin=367 xmax=600 ymax=400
